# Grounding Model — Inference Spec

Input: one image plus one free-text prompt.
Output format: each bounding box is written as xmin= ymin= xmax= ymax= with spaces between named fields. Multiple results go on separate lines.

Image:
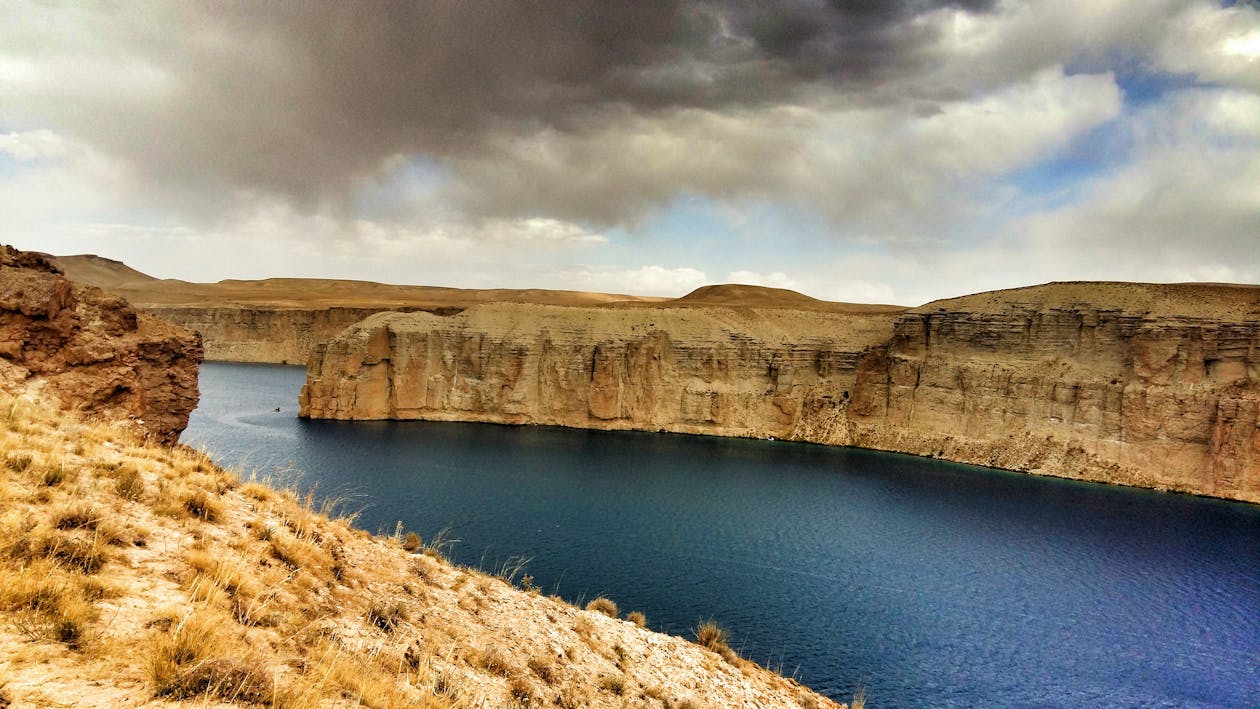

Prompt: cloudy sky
xmin=2 ymin=1 xmax=1258 ymax=305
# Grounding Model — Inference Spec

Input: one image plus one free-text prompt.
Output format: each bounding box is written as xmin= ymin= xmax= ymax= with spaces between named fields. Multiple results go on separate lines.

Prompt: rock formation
xmin=50 ymin=254 xmax=664 ymax=363
xmin=0 ymin=246 xmax=202 ymax=442
xmin=301 ymin=283 xmax=1260 ymax=503
xmin=142 ymin=305 xmax=455 ymax=364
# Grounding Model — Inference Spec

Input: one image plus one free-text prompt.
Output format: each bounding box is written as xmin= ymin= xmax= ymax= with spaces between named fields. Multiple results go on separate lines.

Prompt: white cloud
xmin=723 ymin=270 xmax=798 ymax=290
xmin=0 ymin=129 xmax=77 ymax=161
xmin=1157 ymin=2 xmax=1260 ymax=90
xmin=1005 ymin=87 xmax=1260 ymax=285
xmin=549 ymin=266 xmax=710 ymax=297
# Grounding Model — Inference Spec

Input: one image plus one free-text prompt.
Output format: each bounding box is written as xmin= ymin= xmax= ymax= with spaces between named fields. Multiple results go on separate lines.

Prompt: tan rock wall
xmin=843 ymin=309 xmax=1260 ymax=502
xmin=300 ymin=305 xmax=896 ymax=441
xmin=147 ymin=305 xmax=459 ymax=364
xmin=299 ymin=291 xmax=1260 ymax=503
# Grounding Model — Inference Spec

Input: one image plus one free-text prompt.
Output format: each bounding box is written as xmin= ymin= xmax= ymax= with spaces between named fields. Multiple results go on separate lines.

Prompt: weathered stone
xmin=0 ymin=246 xmax=202 ymax=442
xmin=301 ymin=283 xmax=1260 ymax=503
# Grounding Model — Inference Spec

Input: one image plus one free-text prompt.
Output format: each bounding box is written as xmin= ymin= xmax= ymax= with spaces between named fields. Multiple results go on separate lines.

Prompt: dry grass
xmin=585 ymin=596 xmax=619 ymax=618
xmin=402 ymin=531 xmax=422 ymax=552
xmin=0 ymin=391 xmax=844 ymax=709
xmin=528 ymin=654 xmax=557 ymax=684
xmin=627 ymin=610 xmax=647 ymax=627
xmin=694 ymin=619 xmax=740 ymax=664
xmin=598 ymin=673 xmax=626 ymax=695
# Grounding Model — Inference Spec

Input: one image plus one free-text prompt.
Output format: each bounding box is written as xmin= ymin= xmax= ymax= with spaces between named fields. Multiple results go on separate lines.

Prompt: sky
xmin=1 ymin=1 xmax=1258 ymax=306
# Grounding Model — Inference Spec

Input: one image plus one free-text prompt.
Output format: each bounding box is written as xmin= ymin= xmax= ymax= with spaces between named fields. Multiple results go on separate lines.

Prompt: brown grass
xmin=183 ymin=488 xmax=223 ymax=522
xmin=0 ymin=391 xmax=842 ymax=709
xmin=598 ymin=673 xmax=627 ymax=695
xmin=694 ymin=619 xmax=740 ymax=664
xmin=585 ymin=596 xmax=619 ymax=618
xmin=403 ymin=531 xmax=422 ymax=552
xmin=367 ymin=600 xmax=409 ymax=633
xmin=528 ymin=655 xmax=557 ymax=684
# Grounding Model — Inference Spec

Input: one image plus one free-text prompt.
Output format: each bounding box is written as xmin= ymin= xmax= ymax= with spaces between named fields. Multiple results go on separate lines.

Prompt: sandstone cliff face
xmin=300 ymin=304 xmax=899 ymax=435
xmin=146 ymin=305 xmax=457 ymax=364
xmin=836 ymin=285 xmax=1260 ymax=503
xmin=300 ymin=284 xmax=1260 ymax=503
xmin=0 ymin=246 xmax=203 ymax=442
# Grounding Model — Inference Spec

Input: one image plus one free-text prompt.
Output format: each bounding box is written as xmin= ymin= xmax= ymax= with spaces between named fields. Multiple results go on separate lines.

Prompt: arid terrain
xmin=1 ymin=248 xmax=846 ymax=708
xmin=52 ymin=253 xmax=1260 ymax=504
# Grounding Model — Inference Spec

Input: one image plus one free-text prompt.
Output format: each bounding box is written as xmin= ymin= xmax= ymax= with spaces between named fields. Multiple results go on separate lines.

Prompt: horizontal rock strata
xmin=144 ymin=305 xmax=458 ymax=364
xmin=301 ymin=284 xmax=1260 ymax=503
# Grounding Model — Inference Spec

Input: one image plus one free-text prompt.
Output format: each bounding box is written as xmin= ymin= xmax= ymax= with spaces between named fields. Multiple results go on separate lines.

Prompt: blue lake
xmin=183 ymin=362 xmax=1260 ymax=708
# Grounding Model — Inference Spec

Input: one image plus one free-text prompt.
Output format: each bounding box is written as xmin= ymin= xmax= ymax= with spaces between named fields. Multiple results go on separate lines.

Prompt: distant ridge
xmin=43 ymin=253 xmax=160 ymax=289
xmin=916 ymin=281 xmax=1260 ymax=320
xmin=662 ymin=283 xmax=906 ymax=314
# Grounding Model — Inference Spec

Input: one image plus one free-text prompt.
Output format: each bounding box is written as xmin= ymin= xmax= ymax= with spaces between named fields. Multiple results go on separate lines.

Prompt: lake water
xmin=183 ymin=362 xmax=1260 ymax=708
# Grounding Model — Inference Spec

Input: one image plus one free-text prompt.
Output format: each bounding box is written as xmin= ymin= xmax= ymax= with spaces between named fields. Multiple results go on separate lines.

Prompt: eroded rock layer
xmin=0 ymin=246 xmax=202 ymax=442
xmin=301 ymin=284 xmax=1260 ymax=503
xmin=144 ymin=305 xmax=455 ymax=364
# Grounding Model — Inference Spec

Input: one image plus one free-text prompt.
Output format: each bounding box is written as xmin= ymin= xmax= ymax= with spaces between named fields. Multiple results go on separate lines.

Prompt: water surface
xmin=184 ymin=362 xmax=1260 ymax=708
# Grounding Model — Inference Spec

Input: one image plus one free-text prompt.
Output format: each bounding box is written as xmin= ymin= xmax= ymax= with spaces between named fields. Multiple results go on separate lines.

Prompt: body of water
xmin=184 ymin=362 xmax=1260 ymax=708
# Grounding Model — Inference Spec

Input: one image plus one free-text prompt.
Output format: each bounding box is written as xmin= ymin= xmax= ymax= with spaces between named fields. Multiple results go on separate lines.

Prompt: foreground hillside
xmin=0 ymin=393 xmax=843 ymax=708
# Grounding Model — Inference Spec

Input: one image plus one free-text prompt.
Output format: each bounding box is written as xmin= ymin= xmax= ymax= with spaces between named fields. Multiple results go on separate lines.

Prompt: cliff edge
xmin=301 ymin=283 xmax=1260 ymax=503
xmin=0 ymin=246 xmax=203 ymax=442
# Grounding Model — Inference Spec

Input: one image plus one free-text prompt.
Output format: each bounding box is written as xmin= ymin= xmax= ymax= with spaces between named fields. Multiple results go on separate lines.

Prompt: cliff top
xmin=915 ymin=281 xmax=1260 ymax=320
xmin=367 ymin=300 xmax=902 ymax=350
xmin=54 ymin=253 xmax=1260 ymax=322
xmin=52 ymin=255 xmax=907 ymax=313
xmin=52 ymin=255 xmax=667 ymax=310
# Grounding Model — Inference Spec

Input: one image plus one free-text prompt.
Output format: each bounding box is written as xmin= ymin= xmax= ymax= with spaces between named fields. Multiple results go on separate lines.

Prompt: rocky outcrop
xmin=0 ymin=246 xmax=203 ymax=442
xmin=300 ymin=283 xmax=1260 ymax=503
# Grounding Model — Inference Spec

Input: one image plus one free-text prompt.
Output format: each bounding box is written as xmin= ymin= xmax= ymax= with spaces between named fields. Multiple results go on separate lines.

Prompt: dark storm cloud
xmin=14 ymin=0 xmax=999 ymax=217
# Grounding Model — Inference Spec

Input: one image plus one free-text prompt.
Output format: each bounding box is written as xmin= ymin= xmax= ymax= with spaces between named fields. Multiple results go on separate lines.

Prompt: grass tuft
xmin=585 ymin=596 xmax=618 ymax=618
xmin=183 ymin=489 xmax=223 ymax=522
xmin=528 ymin=655 xmax=557 ymax=684
xmin=598 ymin=673 xmax=626 ymax=695
xmin=402 ymin=531 xmax=422 ymax=552
xmin=114 ymin=464 xmax=145 ymax=501
xmin=694 ymin=618 xmax=739 ymax=663
xmin=367 ymin=600 xmax=408 ymax=633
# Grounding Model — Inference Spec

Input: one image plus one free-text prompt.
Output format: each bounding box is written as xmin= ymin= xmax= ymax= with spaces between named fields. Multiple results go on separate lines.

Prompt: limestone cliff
xmin=300 ymin=303 xmax=900 ymax=435
xmin=0 ymin=246 xmax=202 ymax=442
xmin=301 ymin=283 xmax=1260 ymax=503
xmin=143 ymin=305 xmax=456 ymax=364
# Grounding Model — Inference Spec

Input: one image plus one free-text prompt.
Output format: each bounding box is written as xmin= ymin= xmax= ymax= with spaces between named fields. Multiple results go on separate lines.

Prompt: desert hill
xmin=51 ymin=255 xmax=667 ymax=310
xmin=646 ymin=284 xmax=905 ymax=314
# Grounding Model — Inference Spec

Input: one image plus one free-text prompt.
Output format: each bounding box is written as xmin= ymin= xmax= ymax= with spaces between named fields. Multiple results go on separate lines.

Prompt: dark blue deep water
xmin=183 ymin=362 xmax=1260 ymax=708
